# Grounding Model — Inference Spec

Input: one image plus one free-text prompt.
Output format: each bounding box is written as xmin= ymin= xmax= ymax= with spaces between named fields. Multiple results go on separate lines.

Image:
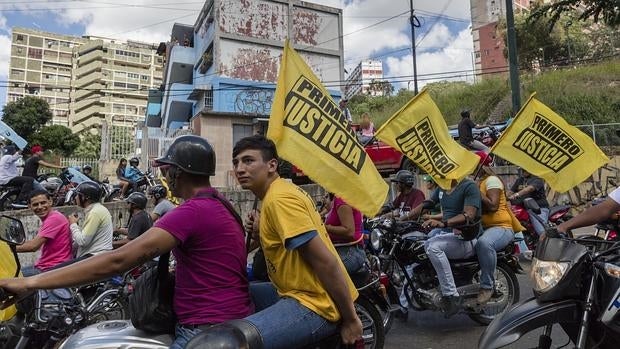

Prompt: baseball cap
xmin=31 ymin=145 xmax=44 ymax=153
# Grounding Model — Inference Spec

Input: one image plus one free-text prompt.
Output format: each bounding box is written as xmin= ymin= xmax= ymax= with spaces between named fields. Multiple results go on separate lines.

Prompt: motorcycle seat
xmin=549 ymin=205 xmax=571 ymax=216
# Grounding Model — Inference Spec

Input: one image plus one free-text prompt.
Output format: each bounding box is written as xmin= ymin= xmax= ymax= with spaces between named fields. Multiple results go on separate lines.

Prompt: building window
xmin=233 ymin=124 xmax=253 ymax=147
xmin=204 ymin=89 xmax=213 ymax=110
xmin=126 ymin=83 xmax=139 ymax=90
xmin=141 ymin=75 xmax=149 ymax=81
xmin=115 ymin=71 xmax=127 ymax=78
xmin=114 ymin=82 xmax=127 ymax=88
xmin=127 ymin=72 xmax=140 ymax=79
xmin=28 ymin=48 xmax=42 ymax=59
xmin=15 ymin=34 xmax=25 ymax=43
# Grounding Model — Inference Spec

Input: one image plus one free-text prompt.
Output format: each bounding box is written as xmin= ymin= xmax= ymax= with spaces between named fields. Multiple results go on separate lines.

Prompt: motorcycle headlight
xmin=370 ymin=229 xmax=383 ymax=251
xmin=530 ymin=258 xmax=570 ymax=293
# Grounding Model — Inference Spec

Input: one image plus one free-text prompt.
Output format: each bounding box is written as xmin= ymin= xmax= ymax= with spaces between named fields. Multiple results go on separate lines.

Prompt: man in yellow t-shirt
xmin=475 ymin=151 xmax=514 ymax=305
xmin=232 ymin=135 xmax=361 ymax=349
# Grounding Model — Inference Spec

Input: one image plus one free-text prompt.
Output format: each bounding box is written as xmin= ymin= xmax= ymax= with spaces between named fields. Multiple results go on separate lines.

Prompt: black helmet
xmin=74 ymin=181 xmax=103 ymax=202
xmin=391 ymin=170 xmax=415 ymax=187
xmin=129 ymin=157 xmax=140 ymax=166
xmin=125 ymin=192 xmax=147 ymax=209
xmin=82 ymin=164 xmax=92 ymax=172
xmin=149 ymin=185 xmax=167 ymax=200
xmin=155 ymin=135 xmax=215 ymax=176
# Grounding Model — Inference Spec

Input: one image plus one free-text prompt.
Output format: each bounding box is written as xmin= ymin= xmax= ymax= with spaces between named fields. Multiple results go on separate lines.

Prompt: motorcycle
xmin=479 ymin=213 xmax=620 ymax=348
xmin=510 ymin=200 xmax=573 ymax=251
xmin=104 ymin=170 xmax=157 ymax=201
xmin=367 ymin=214 xmax=521 ymax=325
xmin=0 ymin=216 xmax=133 ymax=349
xmin=57 ymin=258 xmax=386 ymax=349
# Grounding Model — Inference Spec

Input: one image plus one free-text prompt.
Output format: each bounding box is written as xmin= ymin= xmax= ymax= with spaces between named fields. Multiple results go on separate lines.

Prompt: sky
xmin=0 ymin=0 xmax=475 ymax=111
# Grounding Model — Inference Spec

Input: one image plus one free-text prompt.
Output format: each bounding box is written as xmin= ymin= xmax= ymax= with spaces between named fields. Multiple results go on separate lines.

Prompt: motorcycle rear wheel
xmin=468 ymin=263 xmax=520 ymax=325
xmin=355 ymin=296 xmax=385 ymax=349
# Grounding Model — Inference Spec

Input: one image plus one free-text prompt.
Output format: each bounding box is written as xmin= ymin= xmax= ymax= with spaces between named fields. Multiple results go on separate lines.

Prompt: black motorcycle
xmin=479 ymin=229 xmax=620 ymax=348
xmin=368 ymin=216 xmax=521 ymax=324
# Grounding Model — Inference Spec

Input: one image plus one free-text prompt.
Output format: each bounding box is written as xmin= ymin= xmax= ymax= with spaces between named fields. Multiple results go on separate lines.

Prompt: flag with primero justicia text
xmin=490 ymin=94 xmax=609 ymax=193
xmin=267 ymin=39 xmax=388 ymax=216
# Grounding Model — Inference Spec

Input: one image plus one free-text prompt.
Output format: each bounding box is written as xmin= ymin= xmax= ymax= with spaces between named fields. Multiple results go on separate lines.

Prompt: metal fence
xmin=575 ymin=122 xmax=620 ymax=155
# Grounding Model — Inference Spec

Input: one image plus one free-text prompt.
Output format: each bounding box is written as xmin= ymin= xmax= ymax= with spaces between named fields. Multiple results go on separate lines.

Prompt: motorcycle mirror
xmin=523 ymin=197 xmax=541 ymax=214
xmin=0 ymin=216 xmax=26 ymax=245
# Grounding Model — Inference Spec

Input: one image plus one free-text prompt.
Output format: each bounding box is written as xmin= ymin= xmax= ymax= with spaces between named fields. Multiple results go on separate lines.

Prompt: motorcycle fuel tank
xmin=58 ymin=320 xmax=173 ymax=349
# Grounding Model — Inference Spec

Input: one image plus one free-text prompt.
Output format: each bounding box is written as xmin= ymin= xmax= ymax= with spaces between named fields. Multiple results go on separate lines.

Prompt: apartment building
xmin=7 ymin=27 xmax=163 ymax=132
xmin=470 ymin=0 xmax=532 ymax=79
xmin=344 ymin=59 xmax=384 ymax=99
xmin=147 ymin=0 xmax=344 ymax=187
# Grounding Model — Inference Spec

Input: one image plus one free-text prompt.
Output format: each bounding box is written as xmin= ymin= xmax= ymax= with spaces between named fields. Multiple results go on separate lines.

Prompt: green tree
xmin=73 ymin=132 xmax=102 ymax=159
xmin=368 ymin=79 xmax=395 ymax=96
xmin=31 ymin=125 xmax=80 ymax=156
xmin=529 ymin=0 xmax=620 ymax=29
xmin=1 ymin=96 xmax=53 ymax=141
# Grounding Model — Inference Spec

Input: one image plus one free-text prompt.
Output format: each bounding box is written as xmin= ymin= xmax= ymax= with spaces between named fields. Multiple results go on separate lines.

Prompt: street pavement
xmin=383 ymin=226 xmax=595 ymax=349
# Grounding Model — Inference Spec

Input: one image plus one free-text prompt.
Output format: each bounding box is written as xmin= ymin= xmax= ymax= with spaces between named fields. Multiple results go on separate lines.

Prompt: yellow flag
xmin=267 ymin=40 xmax=388 ymax=216
xmin=374 ymin=89 xmax=479 ymax=189
xmin=491 ymin=94 xmax=609 ymax=193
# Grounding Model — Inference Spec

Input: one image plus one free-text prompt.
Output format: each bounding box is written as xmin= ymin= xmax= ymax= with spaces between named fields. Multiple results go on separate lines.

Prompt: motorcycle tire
xmin=355 ymin=296 xmax=385 ymax=349
xmin=468 ymin=262 xmax=520 ymax=326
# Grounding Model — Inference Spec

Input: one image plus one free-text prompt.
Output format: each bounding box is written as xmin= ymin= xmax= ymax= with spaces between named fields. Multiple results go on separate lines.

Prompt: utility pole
xmin=505 ymin=0 xmax=521 ymax=115
xmin=409 ymin=0 xmax=419 ymax=94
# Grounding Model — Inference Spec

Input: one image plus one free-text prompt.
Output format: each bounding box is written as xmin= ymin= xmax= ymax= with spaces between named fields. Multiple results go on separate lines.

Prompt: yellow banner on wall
xmin=267 ymin=40 xmax=388 ymax=216
xmin=491 ymin=94 xmax=610 ymax=193
xmin=374 ymin=89 xmax=479 ymax=189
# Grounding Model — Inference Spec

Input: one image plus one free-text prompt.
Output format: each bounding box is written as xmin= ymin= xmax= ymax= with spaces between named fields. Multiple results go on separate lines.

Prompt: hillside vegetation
xmin=348 ymin=59 xmax=620 ymax=130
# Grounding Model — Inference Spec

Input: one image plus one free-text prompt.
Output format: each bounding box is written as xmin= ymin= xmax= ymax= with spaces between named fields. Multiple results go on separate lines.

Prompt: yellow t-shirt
xmin=0 ymin=242 xmax=19 ymax=320
xmin=259 ymin=178 xmax=358 ymax=322
xmin=480 ymin=176 xmax=512 ymax=229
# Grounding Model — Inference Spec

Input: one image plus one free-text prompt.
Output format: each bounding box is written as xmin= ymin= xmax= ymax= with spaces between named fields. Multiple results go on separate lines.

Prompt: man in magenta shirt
xmin=16 ymin=189 xmax=72 ymax=276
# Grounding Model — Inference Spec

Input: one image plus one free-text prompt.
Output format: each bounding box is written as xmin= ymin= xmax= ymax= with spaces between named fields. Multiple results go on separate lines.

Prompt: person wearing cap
xmin=68 ymin=181 xmax=114 ymax=259
xmin=508 ymin=167 xmax=549 ymax=238
xmin=421 ymin=174 xmax=442 ymax=219
xmin=113 ymin=192 xmax=152 ymax=248
xmin=474 ymin=151 xmax=514 ymax=305
xmin=401 ymin=164 xmax=482 ymax=317
xmin=384 ymin=170 xmax=425 ymax=219
xmin=339 ymin=98 xmax=352 ymax=126
xmin=22 ymin=145 xmax=64 ymax=178
xmin=458 ymin=109 xmax=489 ymax=152
xmin=148 ymin=185 xmax=176 ymax=223
xmin=0 ymin=135 xmax=252 ymax=349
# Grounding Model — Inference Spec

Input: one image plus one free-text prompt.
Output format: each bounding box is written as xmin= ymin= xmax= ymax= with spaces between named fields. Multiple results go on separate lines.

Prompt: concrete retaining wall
xmin=2 ymin=184 xmax=326 ymax=268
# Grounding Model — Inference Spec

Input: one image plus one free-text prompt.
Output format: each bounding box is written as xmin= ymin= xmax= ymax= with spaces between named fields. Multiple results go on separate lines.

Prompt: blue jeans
xmin=424 ymin=233 xmax=476 ymax=296
xmin=476 ymin=227 xmax=514 ymax=290
xmin=335 ymin=245 xmax=365 ymax=274
xmin=21 ymin=266 xmax=42 ymax=277
xmin=428 ymin=227 xmax=451 ymax=238
xmin=528 ymin=207 xmax=549 ymax=236
xmin=245 ymin=282 xmax=339 ymax=349
xmin=398 ymin=264 xmax=416 ymax=311
xmin=170 ymin=323 xmax=204 ymax=349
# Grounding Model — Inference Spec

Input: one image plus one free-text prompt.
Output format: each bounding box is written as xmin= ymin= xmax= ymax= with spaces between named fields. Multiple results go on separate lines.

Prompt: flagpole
xmin=488 ymin=92 xmax=537 ymax=155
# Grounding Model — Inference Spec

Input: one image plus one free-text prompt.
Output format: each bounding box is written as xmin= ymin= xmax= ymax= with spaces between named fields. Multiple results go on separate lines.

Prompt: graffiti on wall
xmin=235 ymin=89 xmax=274 ymax=115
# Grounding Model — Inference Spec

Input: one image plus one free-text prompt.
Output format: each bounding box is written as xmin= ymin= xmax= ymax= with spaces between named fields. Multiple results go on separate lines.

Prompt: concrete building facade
xmin=344 ymin=59 xmax=384 ymax=99
xmin=470 ymin=0 xmax=532 ymax=79
xmin=7 ymin=27 xmax=163 ymax=132
xmin=147 ymin=0 xmax=344 ymax=187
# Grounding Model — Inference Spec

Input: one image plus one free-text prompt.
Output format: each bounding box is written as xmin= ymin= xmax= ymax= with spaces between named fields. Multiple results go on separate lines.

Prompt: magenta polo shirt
xmin=35 ymin=210 xmax=72 ymax=271
xmin=155 ymin=188 xmax=252 ymax=325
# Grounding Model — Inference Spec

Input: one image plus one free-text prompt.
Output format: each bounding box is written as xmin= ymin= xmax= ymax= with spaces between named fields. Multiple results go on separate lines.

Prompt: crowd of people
xmin=0 ymin=131 xmax=617 ymax=349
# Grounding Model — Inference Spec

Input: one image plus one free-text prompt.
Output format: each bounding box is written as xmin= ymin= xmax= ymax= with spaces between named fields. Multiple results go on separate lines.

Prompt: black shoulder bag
xmin=129 ymin=191 xmax=245 ymax=333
